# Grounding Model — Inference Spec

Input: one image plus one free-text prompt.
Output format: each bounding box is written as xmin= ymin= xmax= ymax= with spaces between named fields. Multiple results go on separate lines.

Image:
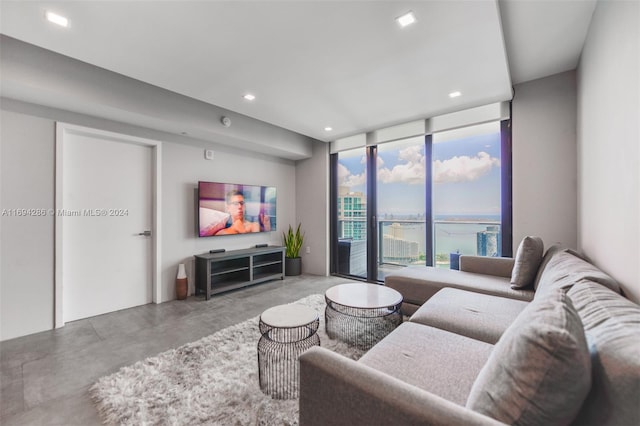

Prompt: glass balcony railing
xmin=337 ymin=218 xmax=502 ymax=279
xmin=432 ymin=220 xmax=502 ymax=268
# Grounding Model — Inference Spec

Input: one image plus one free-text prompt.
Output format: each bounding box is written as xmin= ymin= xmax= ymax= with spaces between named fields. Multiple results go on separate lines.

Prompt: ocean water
xmin=434 ymin=222 xmax=499 ymax=256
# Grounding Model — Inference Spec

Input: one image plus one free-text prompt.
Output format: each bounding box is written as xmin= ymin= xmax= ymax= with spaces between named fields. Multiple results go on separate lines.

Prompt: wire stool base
xmin=257 ymin=314 xmax=320 ymax=399
xmin=325 ymin=296 xmax=402 ymax=350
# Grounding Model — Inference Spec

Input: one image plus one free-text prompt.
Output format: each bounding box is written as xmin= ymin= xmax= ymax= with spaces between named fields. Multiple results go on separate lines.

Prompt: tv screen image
xmin=198 ymin=181 xmax=276 ymax=237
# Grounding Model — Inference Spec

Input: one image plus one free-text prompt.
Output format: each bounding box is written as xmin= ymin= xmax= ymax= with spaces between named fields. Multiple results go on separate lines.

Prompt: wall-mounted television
xmin=198 ymin=181 xmax=276 ymax=237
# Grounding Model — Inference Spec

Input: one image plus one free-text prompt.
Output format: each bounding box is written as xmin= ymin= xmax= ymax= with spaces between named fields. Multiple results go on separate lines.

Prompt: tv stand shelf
xmin=194 ymin=246 xmax=285 ymax=300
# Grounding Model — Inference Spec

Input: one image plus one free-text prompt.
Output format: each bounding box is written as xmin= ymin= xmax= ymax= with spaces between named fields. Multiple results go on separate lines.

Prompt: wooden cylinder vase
xmin=176 ymin=263 xmax=188 ymax=300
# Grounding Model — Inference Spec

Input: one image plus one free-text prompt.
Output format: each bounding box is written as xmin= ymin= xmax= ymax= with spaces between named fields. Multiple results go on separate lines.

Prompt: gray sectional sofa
xmin=299 ymin=243 xmax=640 ymax=426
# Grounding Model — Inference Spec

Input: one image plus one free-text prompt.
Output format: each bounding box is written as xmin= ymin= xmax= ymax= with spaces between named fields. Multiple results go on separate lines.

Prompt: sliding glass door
xmin=334 ymin=147 xmax=368 ymax=279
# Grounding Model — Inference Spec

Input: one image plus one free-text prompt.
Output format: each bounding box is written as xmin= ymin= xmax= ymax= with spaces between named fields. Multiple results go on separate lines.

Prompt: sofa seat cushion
xmin=385 ymin=266 xmax=534 ymax=310
xmin=568 ymin=281 xmax=640 ymax=426
xmin=466 ymin=288 xmax=591 ymax=425
xmin=358 ymin=322 xmax=494 ymax=406
xmin=410 ymin=288 xmax=529 ymax=344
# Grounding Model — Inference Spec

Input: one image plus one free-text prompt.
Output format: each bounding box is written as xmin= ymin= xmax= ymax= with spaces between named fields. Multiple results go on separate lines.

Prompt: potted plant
xmin=283 ymin=223 xmax=304 ymax=276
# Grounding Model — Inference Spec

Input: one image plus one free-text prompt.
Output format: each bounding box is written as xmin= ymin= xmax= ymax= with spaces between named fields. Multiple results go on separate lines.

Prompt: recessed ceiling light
xmin=46 ymin=11 xmax=69 ymax=27
xmin=324 ymin=127 xmax=333 ymax=132
xmin=243 ymin=93 xmax=256 ymax=101
xmin=396 ymin=11 xmax=416 ymax=28
xmin=449 ymin=91 xmax=462 ymax=98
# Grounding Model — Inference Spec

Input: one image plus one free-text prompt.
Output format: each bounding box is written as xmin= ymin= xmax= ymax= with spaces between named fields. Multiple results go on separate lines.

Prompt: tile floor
xmin=0 ymin=274 xmax=356 ymax=425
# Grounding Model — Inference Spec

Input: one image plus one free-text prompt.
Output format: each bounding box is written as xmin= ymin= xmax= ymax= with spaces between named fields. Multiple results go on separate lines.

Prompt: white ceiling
xmin=0 ymin=0 xmax=596 ymax=142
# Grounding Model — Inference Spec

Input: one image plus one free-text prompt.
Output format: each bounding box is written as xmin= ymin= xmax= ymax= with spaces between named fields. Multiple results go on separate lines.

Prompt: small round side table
xmin=257 ymin=303 xmax=320 ymax=399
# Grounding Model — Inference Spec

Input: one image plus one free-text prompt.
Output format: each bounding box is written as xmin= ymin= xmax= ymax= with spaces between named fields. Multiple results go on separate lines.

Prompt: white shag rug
xmin=90 ymin=294 xmax=366 ymax=425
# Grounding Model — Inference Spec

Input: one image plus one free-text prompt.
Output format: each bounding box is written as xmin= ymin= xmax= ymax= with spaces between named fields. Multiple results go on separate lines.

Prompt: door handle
xmin=138 ymin=230 xmax=152 ymax=237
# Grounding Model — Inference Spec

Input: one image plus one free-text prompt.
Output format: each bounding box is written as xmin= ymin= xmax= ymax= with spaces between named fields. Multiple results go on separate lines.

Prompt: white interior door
xmin=61 ymin=129 xmax=153 ymax=322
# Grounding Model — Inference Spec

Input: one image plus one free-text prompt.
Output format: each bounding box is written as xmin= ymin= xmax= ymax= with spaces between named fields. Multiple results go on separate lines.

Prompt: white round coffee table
xmin=325 ymin=283 xmax=403 ymax=350
xmin=257 ymin=303 xmax=320 ymax=399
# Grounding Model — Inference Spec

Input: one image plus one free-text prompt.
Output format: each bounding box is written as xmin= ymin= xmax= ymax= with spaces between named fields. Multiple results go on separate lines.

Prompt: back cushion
xmin=532 ymin=244 xmax=563 ymax=289
xmin=568 ymin=282 xmax=640 ymax=426
xmin=466 ymin=288 xmax=591 ymax=425
xmin=535 ymin=249 xmax=620 ymax=295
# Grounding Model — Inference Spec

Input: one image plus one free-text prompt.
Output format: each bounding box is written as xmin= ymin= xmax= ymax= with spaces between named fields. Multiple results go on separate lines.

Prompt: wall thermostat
xmin=221 ymin=116 xmax=231 ymax=127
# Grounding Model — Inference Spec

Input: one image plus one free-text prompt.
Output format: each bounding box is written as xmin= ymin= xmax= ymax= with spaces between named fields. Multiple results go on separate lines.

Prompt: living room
xmin=1 ymin=0 xmax=638 ymax=424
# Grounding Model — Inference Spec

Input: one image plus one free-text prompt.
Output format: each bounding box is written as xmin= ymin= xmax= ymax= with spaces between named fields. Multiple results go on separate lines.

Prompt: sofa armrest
xmin=459 ymin=256 xmax=514 ymax=278
xmin=299 ymin=346 xmax=505 ymax=426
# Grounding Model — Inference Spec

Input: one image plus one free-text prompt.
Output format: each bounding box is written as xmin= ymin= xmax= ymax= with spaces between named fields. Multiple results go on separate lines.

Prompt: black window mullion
xmin=501 ymin=118 xmax=513 ymax=257
xmin=329 ymin=153 xmax=339 ymax=274
xmin=424 ymin=134 xmax=433 ymax=266
xmin=366 ymin=145 xmax=378 ymax=282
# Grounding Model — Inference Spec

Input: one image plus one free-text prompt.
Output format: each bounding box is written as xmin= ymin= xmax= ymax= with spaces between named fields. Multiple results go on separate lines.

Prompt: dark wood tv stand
xmin=194 ymin=246 xmax=285 ymax=300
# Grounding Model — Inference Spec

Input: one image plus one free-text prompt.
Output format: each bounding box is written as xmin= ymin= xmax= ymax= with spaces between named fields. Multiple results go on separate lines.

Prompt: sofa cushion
xmin=568 ymin=281 xmax=640 ymax=426
xmin=532 ymin=244 xmax=563 ymax=289
xmin=535 ymin=249 xmax=620 ymax=294
xmin=359 ymin=322 xmax=494 ymax=406
xmin=510 ymin=236 xmax=544 ymax=289
xmin=466 ymin=288 xmax=591 ymax=425
xmin=410 ymin=288 xmax=529 ymax=344
xmin=385 ymin=267 xmax=534 ymax=311
xmin=459 ymin=255 xmax=515 ymax=278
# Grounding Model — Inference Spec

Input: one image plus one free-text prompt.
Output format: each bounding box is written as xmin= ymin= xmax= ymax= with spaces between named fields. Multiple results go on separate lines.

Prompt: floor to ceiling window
xmin=331 ymin=104 xmax=512 ymax=282
xmin=376 ymin=136 xmax=426 ymax=280
xmin=334 ymin=147 xmax=368 ymax=279
xmin=432 ymin=121 xmax=503 ymax=268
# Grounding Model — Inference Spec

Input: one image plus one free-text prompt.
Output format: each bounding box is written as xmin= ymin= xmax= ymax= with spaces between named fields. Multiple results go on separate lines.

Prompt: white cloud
xmin=433 ymin=151 xmax=500 ymax=183
xmin=338 ymin=162 xmax=366 ymax=187
xmin=343 ymin=148 xmax=500 ymax=187
xmin=377 ymin=145 xmax=425 ymax=185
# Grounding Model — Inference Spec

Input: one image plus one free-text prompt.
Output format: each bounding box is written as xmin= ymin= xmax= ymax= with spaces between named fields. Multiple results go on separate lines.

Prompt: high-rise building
xmin=383 ymin=234 xmax=419 ymax=263
xmin=388 ymin=222 xmax=404 ymax=239
xmin=476 ymin=225 xmax=501 ymax=257
xmin=337 ymin=186 xmax=367 ymax=240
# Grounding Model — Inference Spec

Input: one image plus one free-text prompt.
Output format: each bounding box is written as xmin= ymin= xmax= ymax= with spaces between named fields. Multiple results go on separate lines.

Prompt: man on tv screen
xmin=215 ymin=189 xmax=270 ymax=235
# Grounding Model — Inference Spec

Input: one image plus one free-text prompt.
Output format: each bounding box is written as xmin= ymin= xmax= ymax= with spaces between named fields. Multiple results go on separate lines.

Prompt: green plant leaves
xmin=283 ymin=223 xmax=304 ymax=258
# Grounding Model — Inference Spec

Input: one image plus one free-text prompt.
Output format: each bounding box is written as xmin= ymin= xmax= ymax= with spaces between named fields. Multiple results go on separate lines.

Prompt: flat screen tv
xmin=198 ymin=181 xmax=276 ymax=237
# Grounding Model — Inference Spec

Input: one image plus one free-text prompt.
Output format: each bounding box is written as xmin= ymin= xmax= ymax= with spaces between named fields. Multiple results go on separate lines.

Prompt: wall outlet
xmin=204 ymin=150 xmax=214 ymax=160
xmin=306 ymin=246 xmax=311 ymax=254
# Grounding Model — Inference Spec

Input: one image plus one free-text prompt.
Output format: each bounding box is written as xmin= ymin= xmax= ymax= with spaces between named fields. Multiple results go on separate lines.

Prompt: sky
xmin=338 ymin=127 xmax=502 ymax=217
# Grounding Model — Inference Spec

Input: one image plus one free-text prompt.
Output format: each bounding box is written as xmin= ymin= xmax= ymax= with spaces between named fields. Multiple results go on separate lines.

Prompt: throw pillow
xmin=466 ymin=288 xmax=591 ymax=426
xmin=510 ymin=236 xmax=544 ymax=289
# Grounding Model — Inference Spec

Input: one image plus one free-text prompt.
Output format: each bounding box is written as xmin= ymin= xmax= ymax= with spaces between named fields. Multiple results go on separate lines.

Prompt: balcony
xmin=337 ymin=218 xmax=501 ymax=280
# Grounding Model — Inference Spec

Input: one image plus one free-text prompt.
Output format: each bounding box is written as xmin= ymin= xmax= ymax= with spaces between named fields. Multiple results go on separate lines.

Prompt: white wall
xmin=295 ymin=140 xmax=330 ymax=275
xmin=0 ymin=101 xmax=297 ymax=341
xmin=577 ymin=0 xmax=639 ymax=302
xmin=512 ymin=71 xmax=578 ymax=251
xmin=0 ymin=109 xmax=55 ymax=340
xmin=161 ymin=141 xmax=295 ymax=301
